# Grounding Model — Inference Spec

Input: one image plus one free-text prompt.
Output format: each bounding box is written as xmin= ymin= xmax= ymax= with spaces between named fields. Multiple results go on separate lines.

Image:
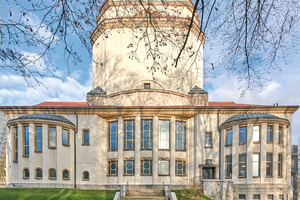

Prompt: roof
xmin=33 ymin=102 xmax=87 ymax=107
xmin=7 ymin=114 xmax=75 ymax=127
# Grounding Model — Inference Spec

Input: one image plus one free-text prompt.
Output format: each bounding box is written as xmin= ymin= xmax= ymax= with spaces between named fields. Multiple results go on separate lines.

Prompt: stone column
xmin=118 ymin=117 xmax=124 ymax=185
xmin=18 ymin=124 xmax=23 ymax=183
xmin=194 ymin=114 xmax=200 ymax=178
xmin=220 ymin=129 xmax=225 ymax=180
xmin=246 ymin=124 xmax=253 ymax=183
xmin=56 ymin=125 xmax=62 ymax=184
xmin=134 ymin=115 xmax=141 ymax=184
xmin=232 ymin=125 xmax=239 ymax=183
xmin=42 ymin=124 xmax=48 ymax=183
xmin=188 ymin=118 xmax=194 ymax=181
xmin=273 ymin=123 xmax=279 ymax=183
xmin=170 ymin=117 xmax=176 ymax=184
xmin=282 ymin=125 xmax=287 ymax=183
xmin=29 ymin=123 xmax=35 ymax=182
xmin=7 ymin=125 xmax=12 ymax=184
xmin=260 ymin=123 xmax=267 ymax=183
xmin=152 ymin=116 xmax=158 ymax=184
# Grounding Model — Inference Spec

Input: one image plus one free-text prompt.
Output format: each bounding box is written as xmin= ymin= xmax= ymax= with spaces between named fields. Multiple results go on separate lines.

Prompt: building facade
xmin=0 ymin=0 xmax=299 ymax=200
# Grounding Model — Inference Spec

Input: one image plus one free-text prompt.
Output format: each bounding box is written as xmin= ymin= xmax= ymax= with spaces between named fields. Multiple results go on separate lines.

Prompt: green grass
xmin=0 ymin=188 xmax=118 ymax=200
xmin=172 ymin=189 xmax=212 ymax=200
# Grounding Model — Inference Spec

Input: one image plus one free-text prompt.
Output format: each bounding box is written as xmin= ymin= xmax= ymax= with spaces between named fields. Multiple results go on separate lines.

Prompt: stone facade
xmin=291 ymin=145 xmax=298 ymax=200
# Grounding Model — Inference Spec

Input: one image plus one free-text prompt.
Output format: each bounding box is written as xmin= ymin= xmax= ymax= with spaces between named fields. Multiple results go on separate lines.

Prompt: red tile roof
xmin=32 ymin=101 xmax=266 ymax=107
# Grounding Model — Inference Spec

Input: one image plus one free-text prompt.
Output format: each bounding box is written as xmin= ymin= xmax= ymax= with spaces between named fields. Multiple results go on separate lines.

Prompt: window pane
xmin=37 ymin=169 xmax=42 ymax=178
xmin=267 ymin=195 xmax=273 ymax=200
xmin=239 ymin=195 xmax=246 ymax=200
xmin=266 ymin=154 xmax=272 ymax=176
xmin=24 ymin=126 xmax=29 ymax=155
xmin=24 ymin=169 xmax=29 ymax=178
xmin=50 ymin=169 xmax=56 ymax=178
xmin=227 ymin=129 xmax=232 ymax=145
xmin=14 ymin=127 xmax=18 ymax=160
xmin=84 ymin=172 xmax=89 ymax=179
xmin=226 ymin=156 xmax=232 ymax=178
xmin=63 ymin=129 xmax=69 ymax=145
xmin=141 ymin=160 xmax=152 ymax=175
xmin=158 ymin=160 xmax=169 ymax=175
xmin=124 ymin=160 xmax=135 ymax=175
xmin=176 ymin=122 xmax=185 ymax=150
xmin=159 ymin=121 xmax=169 ymax=149
xmin=205 ymin=132 xmax=212 ymax=147
xmin=175 ymin=161 xmax=186 ymax=175
xmin=253 ymin=154 xmax=260 ymax=177
xmin=109 ymin=161 xmax=118 ymax=175
xmin=278 ymin=155 xmax=282 ymax=177
xmin=253 ymin=126 xmax=260 ymax=142
xmin=109 ymin=122 xmax=118 ymax=150
xmin=84 ymin=130 xmax=89 ymax=144
xmin=63 ymin=170 xmax=68 ymax=179
xmin=36 ymin=126 xmax=42 ymax=151
xmin=49 ymin=127 xmax=56 ymax=147
xmin=253 ymin=194 xmax=260 ymax=200
xmin=124 ymin=120 xmax=135 ymax=150
xmin=267 ymin=125 xmax=273 ymax=142
xmin=239 ymin=155 xmax=246 ymax=177
xmin=239 ymin=127 xmax=246 ymax=143
xmin=278 ymin=126 xmax=282 ymax=143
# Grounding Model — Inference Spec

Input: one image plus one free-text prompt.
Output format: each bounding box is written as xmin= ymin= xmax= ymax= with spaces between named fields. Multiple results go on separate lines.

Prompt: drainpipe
xmin=218 ymin=107 xmax=221 ymax=180
xmin=74 ymin=108 xmax=78 ymax=188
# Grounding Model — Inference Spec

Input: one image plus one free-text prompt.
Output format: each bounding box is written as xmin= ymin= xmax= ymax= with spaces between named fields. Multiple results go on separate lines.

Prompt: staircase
xmin=122 ymin=189 xmax=169 ymax=200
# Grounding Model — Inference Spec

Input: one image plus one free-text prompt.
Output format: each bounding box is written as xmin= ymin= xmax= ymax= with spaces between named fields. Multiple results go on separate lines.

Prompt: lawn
xmin=0 ymin=188 xmax=118 ymax=200
xmin=172 ymin=189 xmax=212 ymax=200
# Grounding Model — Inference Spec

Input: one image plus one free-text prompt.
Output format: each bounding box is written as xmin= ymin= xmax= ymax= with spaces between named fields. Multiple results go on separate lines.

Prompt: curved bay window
xmin=175 ymin=121 xmax=185 ymax=150
xmin=124 ymin=120 xmax=135 ymax=150
xmin=141 ymin=160 xmax=152 ymax=175
xmin=124 ymin=160 xmax=134 ymax=175
xmin=141 ymin=120 xmax=152 ymax=149
xmin=109 ymin=122 xmax=118 ymax=151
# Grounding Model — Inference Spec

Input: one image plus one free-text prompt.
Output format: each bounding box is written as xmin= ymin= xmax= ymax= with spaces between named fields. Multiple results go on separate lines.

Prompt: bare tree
xmin=1 ymin=0 xmax=299 ymax=91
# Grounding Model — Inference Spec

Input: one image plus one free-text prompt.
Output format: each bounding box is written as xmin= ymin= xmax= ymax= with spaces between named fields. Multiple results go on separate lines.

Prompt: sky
xmin=0 ymin=1 xmax=299 ymax=144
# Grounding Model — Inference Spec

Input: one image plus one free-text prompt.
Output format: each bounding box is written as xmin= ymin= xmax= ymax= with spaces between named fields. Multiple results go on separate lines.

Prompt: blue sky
xmin=0 ymin=1 xmax=299 ymax=144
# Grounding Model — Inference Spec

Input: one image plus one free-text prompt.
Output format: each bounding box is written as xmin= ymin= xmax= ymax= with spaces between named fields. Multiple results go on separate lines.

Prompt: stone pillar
xmin=273 ymin=123 xmax=279 ymax=183
xmin=261 ymin=123 xmax=267 ymax=183
xmin=232 ymin=125 xmax=239 ymax=183
xmin=17 ymin=124 xmax=23 ymax=183
xmin=152 ymin=116 xmax=158 ymax=184
xmin=170 ymin=117 xmax=176 ymax=184
xmin=29 ymin=123 xmax=35 ymax=182
xmin=42 ymin=124 xmax=48 ymax=182
xmin=118 ymin=117 xmax=124 ymax=185
xmin=134 ymin=115 xmax=141 ymax=184
xmin=7 ymin=125 xmax=12 ymax=184
xmin=194 ymin=114 xmax=200 ymax=178
xmin=188 ymin=118 xmax=194 ymax=181
xmin=282 ymin=125 xmax=287 ymax=183
xmin=220 ymin=129 xmax=225 ymax=180
xmin=56 ymin=125 xmax=62 ymax=184
xmin=246 ymin=124 xmax=253 ymax=183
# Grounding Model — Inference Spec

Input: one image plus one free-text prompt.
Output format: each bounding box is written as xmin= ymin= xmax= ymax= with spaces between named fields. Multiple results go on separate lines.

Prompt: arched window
xmin=49 ymin=168 xmax=56 ymax=179
xmin=36 ymin=168 xmax=42 ymax=178
xmin=23 ymin=168 xmax=29 ymax=178
xmin=62 ymin=169 xmax=69 ymax=180
xmin=82 ymin=171 xmax=89 ymax=180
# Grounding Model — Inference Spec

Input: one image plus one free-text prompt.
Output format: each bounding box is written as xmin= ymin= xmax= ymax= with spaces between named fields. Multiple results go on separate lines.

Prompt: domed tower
xmin=88 ymin=0 xmax=206 ymax=106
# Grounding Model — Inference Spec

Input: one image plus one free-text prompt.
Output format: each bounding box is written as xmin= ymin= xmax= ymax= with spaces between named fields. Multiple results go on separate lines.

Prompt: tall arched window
xmin=62 ymin=169 xmax=69 ymax=180
xmin=36 ymin=168 xmax=42 ymax=178
xmin=49 ymin=168 xmax=56 ymax=179
xmin=83 ymin=171 xmax=89 ymax=180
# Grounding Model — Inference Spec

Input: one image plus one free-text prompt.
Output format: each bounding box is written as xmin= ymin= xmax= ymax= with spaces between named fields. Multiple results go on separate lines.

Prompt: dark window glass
xmin=253 ymin=195 xmax=260 ymax=200
xmin=226 ymin=129 xmax=232 ymax=145
xmin=266 ymin=154 xmax=272 ymax=177
xmin=239 ymin=155 xmax=246 ymax=177
xmin=109 ymin=122 xmax=118 ymax=150
xmin=141 ymin=160 xmax=152 ymax=175
xmin=49 ymin=127 xmax=56 ymax=147
xmin=62 ymin=129 xmax=69 ymax=145
xmin=124 ymin=120 xmax=135 ymax=150
xmin=144 ymin=83 xmax=150 ymax=89
xmin=36 ymin=126 xmax=42 ymax=151
xmin=226 ymin=156 xmax=232 ymax=178
xmin=24 ymin=126 xmax=29 ymax=155
xmin=50 ymin=169 xmax=56 ymax=178
xmin=278 ymin=154 xmax=282 ymax=177
xmin=63 ymin=170 xmax=68 ymax=179
xmin=175 ymin=161 xmax=186 ymax=175
xmin=278 ymin=126 xmax=282 ymax=143
xmin=36 ymin=169 xmax=42 ymax=178
xmin=239 ymin=195 xmax=246 ymax=200
xmin=24 ymin=169 xmax=29 ymax=178
xmin=267 ymin=125 xmax=273 ymax=142
xmin=124 ymin=160 xmax=135 ymax=175
xmin=176 ymin=122 xmax=185 ymax=150
xmin=109 ymin=161 xmax=118 ymax=175
xmin=84 ymin=171 xmax=89 ymax=179
xmin=141 ymin=120 xmax=152 ymax=149
xmin=14 ymin=127 xmax=18 ymax=160
xmin=239 ymin=127 xmax=246 ymax=143
xmin=83 ymin=130 xmax=89 ymax=144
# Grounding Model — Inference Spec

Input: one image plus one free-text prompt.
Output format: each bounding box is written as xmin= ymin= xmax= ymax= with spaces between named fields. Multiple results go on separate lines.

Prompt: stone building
xmin=0 ymin=0 xmax=299 ymax=200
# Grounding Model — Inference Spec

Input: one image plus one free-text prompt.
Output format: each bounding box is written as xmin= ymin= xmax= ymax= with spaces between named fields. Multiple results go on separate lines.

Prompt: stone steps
xmin=123 ymin=189 xmax=169 ymax=200
xmin=122 ymin=196 xmax=168 ymax=200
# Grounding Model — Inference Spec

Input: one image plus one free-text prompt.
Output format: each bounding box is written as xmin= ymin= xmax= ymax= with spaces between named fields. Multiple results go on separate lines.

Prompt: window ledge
xmin=225 ymin=144 xmax=232 ymax=147
xmin=175 ymin=175 xmax=187 ymax=177
xmin=23 ymin=177 xmax=29 ymax=180
xmin=107 ymin=150 xmax=118 ymax=152
xmin=158 ymin=174 xmax=170 ymax=176
xmin=48 ymin=146 xmax=57 ymax=149
xmin=48 ymin=177 xmax=57 ymax=180
xmin=238 ymin=176 xmax=246 ymax=178
xmin=278 ymin=142 xmax=284 ymax=145
xmin=107 ymin=175 xmax=118 ymax=177
xmin=140 ymin=174 xmax=152 ymax=176
xmin=175 ymin=150 xmax=186 ymax=152
xmin=253 ymin=176 xmax=260 ymax=178
xmin=225 ymin=177 xmax=232 ymax=179
xmin=205 ymin=146 xmax=213 ymax=148
xmin=158 ymin=149 xmax=170 ymax=151
xmin=267 ymin=141 xmax=273 ymax=144
xmin=35 ymin=177 xmax=43 ymax=180
xmin=63 ymin=178 xmax=70 ymax=181
xmin=141 ymin=149 xmax=152 ymax=151
xmin=13 ymin=160 xmax=18 ymax=163
xmin=82 ymin=144 xmax=90 ymax=146
xmin=123 ymin=174 xmax=134 ymax=176
xmin=82 ymin=179 xmax=90 ymax=181
xmin=62 ymin=144 xmax=70 ymax=147
xmin=238 ymin=142 xmax=247 ymax=145
xmin=253 ymin=141 xmax=260 ymax=144
xmin=34 ymin=150 xmax=42 ymax=153
xmin=22 ymin=155 xmax=29 ymax=158
xmin=123 ymin=149 xmax=134 ymax=151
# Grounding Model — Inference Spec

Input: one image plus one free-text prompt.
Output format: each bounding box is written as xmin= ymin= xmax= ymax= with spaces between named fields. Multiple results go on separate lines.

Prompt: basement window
xmin=144 ymin=83 xmax=150 ymax=89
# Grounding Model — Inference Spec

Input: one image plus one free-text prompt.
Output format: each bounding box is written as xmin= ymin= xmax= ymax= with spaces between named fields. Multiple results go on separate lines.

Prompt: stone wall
xmin=201 ymin=180 xmax=234 ymax=200
xmin=291 ymin=145 xmax=298 ymax=200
